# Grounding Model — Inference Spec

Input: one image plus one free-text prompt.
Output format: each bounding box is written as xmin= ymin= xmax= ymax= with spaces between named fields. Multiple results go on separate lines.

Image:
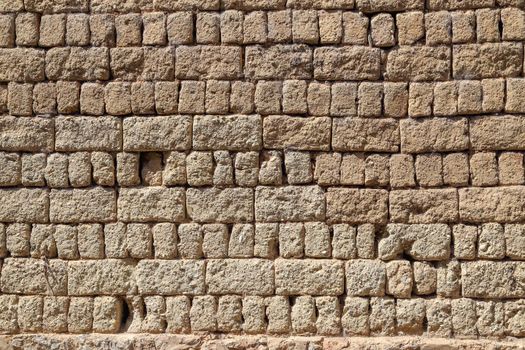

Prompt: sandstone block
xmin=346 ymin=260 xmax=386 ymax=297
xmin=206 ymin=259 xmax=274 ymax=295
xmin=390 ymin=189 xmax=458 ymax=223
xmin=0 ymin=48 xmax=45 ymax=82
xmin=275 ymin=259 xmax=344 ymax=296
xmin=118 ymin=187 xmax=185 ymax=222
xmin=400 ymin=118 xmax=469 ymax=153
xmin=459 ymin=186 xmax=525 ymax=223
xmin=255 ymin=185 xmax=325 ymax=222
xmin=193 ymin=115 xmax=262 ymax=151
xmin=263 ymin=116 xmax=330 ymax=151
xmin=356 ymin=0 xmax=423 ymax=12
xmin=46 ymin=47 xmax=109 ymax=81
xmin=1 ymin=258 xmax=67 ymax=295
xmin=332 ymin=118 xmax=399 ymax=152
xmin=68 ymin=260 xmax=134 ymax=296
xmin=176 ymin=46 xmax=242 ymax=79
xmin=50 ymin=188 xmax=116 ymax=223
xmin=123 ymin=116 xmax=191 ymax=152
xmin=453 ymin=43 xmax=522 ymax=79
xmin=246 ymin=45 xmax=312 ymax=79
xmin=0 ymin=116 xmax=53 ymax=152
xmin=314 ymin=46 xmax=380 ymax=80
xmin=55 ymin=116 xmax=121 ymax=152
xmin=0 ymin=295 xmax=18 ymax=333
xmin=470 ymin=116 xmax=525 ymax=151
xmin=462 ymin=261 xmax=525 ymax=298
xmin=0 ymin=188 xmax=48 ymax=223
xmin=187 ymin=187 xmax=253 ymax=223
xmin=386 ymin=47 xmax=450 ymax=81
xmin=136 ymin=260 xmax=205 ymax=295
xmin=326 ymin=188 xmax=388 ymax=224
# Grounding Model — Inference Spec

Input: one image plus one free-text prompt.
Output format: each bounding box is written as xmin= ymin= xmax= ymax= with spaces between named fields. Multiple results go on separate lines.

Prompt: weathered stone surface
xmin=326 ymin=188 xmax=388 ymax=224
xmin=390 ymin=189 xmax=458 ymax=223
xmin=0 ymin=116 xmax=54 ymax=152
xmin=0 ymin=189 xmax=48 ymax=223
xmin=176 ymin=46 xmax=242 ymax=79
xmin=246 ymin=45 xmax=312 ymax=79
xmin=50 ymin=188 xmax=116 ymax=223
xmin=275 ymin=259 xmax=344 ymax=296
xmin=314 ymin=47 xmax=381 ymax=80
xmin=45 ymin=47 xmax=110 ymax=81
xmin=263 ymin=116 xmax=331 ymax=151
xmin=136 ymin=260 xmax=205 ymax=295
xmin=255 ymin=186 xmax=325 ymax=222
xmin=332 ymin=118 xmax=400 ymax=152
xmin=459 ymin=186 xmax=525 ymax=223
xmin=123 ymin=116 xmax=191 ymax=151
xmin=346 ymin=260 xmax=386 ymax=297
xmin=470 ymin=116 xmax=525 ymax=151
xmin=193 ymin=115 xmax=262 ymax=151
xmin=24 ymin=0 xmax=89 ymax=12
xmin=386 ymin=47 xmax=451 ymax=81
xmin=68 ymin=259 xmax=135 ymax=296
xmin=1 ymin=258 xmax=67 ymax=295
xmin=206 ymin=259 xmax=274 ymax=295
xmin=0 ymin=49 xmax=45 ymax=82
xmin=453 ymin=43 xmax=523 ymax=79
xmin=356 ymin=0 xmax=423 ymax=12
xmin=400 ymin=118 xmax=469 ymax=153
xmin=118 ymin=187 xmax=186 ymax=222
xmin=187 ymin=187 xmax=253 ymax=223
xmin=55 ymin=116 xmax=121 ymax=152
xmin=462 ymin=261 xmax=525 ymax=298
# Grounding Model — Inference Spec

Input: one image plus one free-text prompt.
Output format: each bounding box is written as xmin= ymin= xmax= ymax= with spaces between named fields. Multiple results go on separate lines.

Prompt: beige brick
xmin=176 ymin=46 xmax=242 ymax=79
xmin=331 ymin=82 xmax=357 ymax=116
xmin=358 ymin=82 xmax=382 ymax=117
xmin=396 ymin=299 xmax=425 ymax=335
xmin=443 ymin=153 xmax=469 ymax=186
xmin=196 ymin=12 xmax=219 ymax=43
xmin=50 ymin=188 xmax=116 ymax=223
xmin=80 ymin=83 xmax=105 ymax=115
xmin=390 ymin=154 xmax=415 ymax=188
xmin=500 ymin=153 xmax=525 ymax=186
xmin=136 ymin=260 xmax=205 ymax=295
xmin=92 ymin=297 xmax=122 ymax=333
xmin=178 ymin=80 xmax=205 ymax=114
xmin=364 ymin=154 xmax=389 ymax=187
xmin=459 ymin=186 xmax=525 ymax=223
xmin=56 ymin=81 xmax=79 ymax=114
xmin=1 ymin=258 xmax=66 ymax=295
xmin=118 ymin=187 xmax=185 ymax=223
xmin=267 ymin=10 xmax=292 ymax=43
xmin=254 ymin=80 xmax=281 ymax=114
xmin=15 ymin=13 xmax=39 ymax=46
xmin=505 ymin=224 xmax=525 ymax=260
xmin=123 ymin=116 xmax=191 ymax=152
xmin=291 ymin=296 xmax=316 ymax=333
xmin=131 ymin=82 xmax=155 ymax=115
xmin=263 ymin=115 xmax=331 ymax=151
xmin=463 ymin=261 xmax=525 ymax=298
xmin=327 ymin=188 xmax=388 ymax=224
xmin=356 ymin=0 xmax=423 ymax=12
xmin=39 ymin=14 xmax=66 ymax=47
xmin=207 ymin=259 xmax=274 ymax=295
xmin=332 ymin=224 xmax=357 ymax=259
xmin=45 ymin=47 xmax=109 ymax=81
xmin=371 ymin=13 xmax=395 ymax=47
xmin=43 ymin=296 xmax=68 ymax=333
xmin=425 ymin=11 xmax=451 ymax=45
xmin=451 ymin=10 xmax=476 ymax=43
xmin=105 ymin=82 xmax=130 ymax=115
xmin=154 ymin=81 xmax=178 ymax=114
xmin=319 ymin=10 xmax=342 ymax=44
xmin=193 ymin=115 xmax=261 ymax=151
xmin=166 ymin=296 xmax=190 ymax=333
xmin=166 ymin=12 xmax=193 ymax=45
xmin=246 ymin=45 xmax=312 ymax=79
xmin=341 ymin=297 xmax=369 ymax=335
xmin=109 ymin=48 xmax=144 ymax=81
xmin=205 ymin=80 xmax=229 ymax=114
xmin=470 ymin=116 xmax=525 ymax=151
xmin=426 ymin=299 xmax=452 ymax=337
xmin=433 ymin=82 xmax=457 ymax=116
xmin=0 ymin=188 xmax=48 ymax=223
xmin=292 ymin=10 xmax=318 ymax=44
xmin=187 ymin=187 xmax=253 ymax=223
xmin=68 ymin=297 xmax=93 ymax=333
xmin=143 ymin=12 xmax=166 ymax=45
xmin=342 ymin=12 xmax=368 ymax=44
xmin=408 ymin=82 xmax=433 ymax=117
xmin=383 ymin=82 xmax=408 ymax=118
xmin=332 ymin=118 xmax=399 ymax=152
xmin=314 ymin=46 xmax=380 ymax=80
xmin=0 ymin=48 xmax=44 ymax=82
xmin=453 ymin=43 xmax=523 ymax=79
xmin=397 ymin=11 xmax=424 ymax=45
xmin=413 ymin=261 xmax=436 ymax=295
xmin=386 ymin=260 xmax=413 ymax=298
xmin=400 ymin=118 xmax=468 ymax=153
xmin=470 ymin=152 xmax=498 ymax=187
xmin=476 ymin=8 xmax=500 ymax=43
xmin=386 ymin=47 xmax=450 ymax=81
xmin=346 ymin=260 xmax=386 ymax=297
xmin=90 ymin=14 xmax=115 ymax=46
xmin=55 ymin=116 xmax=121 ymax=152
xmin=243 ymin=11 xmax=266 ymax=44
xmin=67 ymin=260 xmax=134 ymax=296
xmin=308 ymin=82 xmax=331 ymax=115
xmin=66 ymin=14 xmax=90 ymax=46
xmin=255 ymin=185 xmax=325 ymax=222
xmin=501 ymin=7 xmax=525 ymax=41
xmin=25 ymin=0 xmax=89 ymax=12
xmin=279 ymin=223 xmax=304 ymax=258
xmin=275 ymin=259 xmax=344 ymax=296
xmin=483 ymin=78 xmax=505 ymax=113
xmin=415 ymin=154 xmax=443 ymax=187
xmin=390 ymin=189 xmax=458 ymax=223
xmin=315 ymin=153 xmax=341 ymax=186
xmin=453 ymin=224 xmax=478 ymax=260
xmin=0 ymin=15 xmax=14 ymax=48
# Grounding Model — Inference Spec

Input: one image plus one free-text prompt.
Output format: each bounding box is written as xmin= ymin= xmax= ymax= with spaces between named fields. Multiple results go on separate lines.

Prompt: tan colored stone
xmin=50 ymin=188 xmax=116 ymax=223
xmin=263 ymin=115 xmax=330 ymax=151
xmin=400 ymin=117 xmax=468 ymax=153
xmin=314 ymin=46 xmax=380 ymax=80
xmin=246 ymin=45 xmax=312 ymax=79
xmin=187 ymin=187 xmax=253 ymax=223
xmin=207 ymin=259 xmax=274 ymax=295
xmin=118 ymin=187 xmax=185 ymax=223
xmin=386 ymin=47 xmax=450 ymax=81
xmin=333 ymin=118 xmax=399 ymax=152
xmin=390 ymin=189 xmax=458 ymax=223
xmin=459 ymin=186 xmax=525 ymax=223
xmin=326 ymin=188 xmax=388 ymax=224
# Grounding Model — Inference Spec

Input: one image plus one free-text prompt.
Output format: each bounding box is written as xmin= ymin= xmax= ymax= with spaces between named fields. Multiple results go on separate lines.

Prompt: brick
xmin=275 ymin=259 xmax=344 ymax=296
xmin=371 ymin=14 xmax=395 ymax=47
xmin=470 ymin=116 xmax=525 ymax=151
xmin=390 ymin=189 xmax=458 ymax=223
xmin=246 ymin=45 xmax=312 ymax=80
xmin=459 ymin=186 xmax=525 ymax=223
xmin=462 ymin=261 xmax=525 ymax=298
xmin=397 ymin=11 xmax=424 ymax=45
xmin=136 ymin=260 xmax=205 ymax=295
xmin=55 ymin=116 xmax=121 ymax=152
xmin=453 ymin=43 xmax=523 ymax=79
xmin=123 ymin=116 xmax=191 ymax=152
xmin=176 ymin=46 xmax=242 ymax=80
xmin=386 ymin=47 xmax=450 ymax=81
xmin=400 ymin=118 xmax=468 ymax=153
xmin=118 ymin=187 xmax=185 ymax=223
xmin=255 ymin=185 xmax=325 ymax=222
xmin=314 ymin=46 xmax=380 ymax=80
xmin=346 ymin=260 xmax=386 ymax=297
xmin=263 ymin=115 xmax=331 ymax=151
xmin=333 ymin=118 xmax=399 ymax=152
xmin=206 ymin=259 xmax=274 ymax=295
xmin=1 ymin=258 xmax=66 ymax=295
xmin=50 ymin=188 xmax=116 ymax=223
xmin=0 ymin=49 xmax=44 ymax=82
xmin=356 ymin=0 xmax=423 ymax=12
xmin=187 ymin=187 xmax=253 ymax=223
xmin=0 ymin=189 xmax=48 ymax=223
xmin=193 ymin=115 xmax=262 ymax=151
xmin=46 ymin=48 xmax=109 ymax=81
xmin=326 ymin=188 xmax=388 ymax=224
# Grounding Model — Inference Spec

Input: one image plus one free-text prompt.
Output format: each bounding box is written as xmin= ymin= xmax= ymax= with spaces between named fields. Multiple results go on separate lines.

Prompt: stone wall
xmin=0 ymin=0 xmax=525 ymax=347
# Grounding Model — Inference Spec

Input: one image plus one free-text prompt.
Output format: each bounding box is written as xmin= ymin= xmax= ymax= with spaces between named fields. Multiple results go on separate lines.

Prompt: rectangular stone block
xmin=275 ymin=259 xmax=344 ymax=296
xmin=332 ymin=118 xmax=399 ymax=152
xmin=118 ymin=187 xmax=186 ymax=222
xmin=470 ymin=116 xmax=525 ymax=151
xmin=68 ymin=259 xmax=135 ymax=296
xmin=50 ymin=188 xmax=116 ymax=223
xmin=346 ymin=260 xmax=386 ymax=297
xmin=136 ymin=260 xmax=205 ymax=295
xmin=24 ymin=0 xmax=89 ymax=12
xmin=386 ymin=47 xmax=451 ymax=81
xmin=459 ymin=187 xmax=525 ymax=223
xmin=1 ymin=258 xmax=67 ymax=295
xmin=55 ymin=116 xmax=121 ymax=152
xmin=255 ymin=186 xmax=325 ymax=222
xmin=0 ymin=189 xmax=48 ymax=223
xmin=0 ymin=116 xmax=53 ymax=152
xmin=45 ymin=47 xmax=109 ymax=81
xmin=206 ymin=259 xmax=274 ymax=295
xmin=263 ymin=116 xmax=331 ymax=151
xmin=186 ymin=187 xmax=253 ymax=223
xmin=453 ymin=43 xmax=523 ymax=79
xmin=390 ymin=189 xmax=458 ymax=223
xmin=326 ymin=188 xmax=388 ymax=224
xmin=400 ymin=118 xmax=469 ymax=153
xmin=462 ymin=261 xmax=525 ymax=298
xmin=176 ymin=46 xmax=242 ymax=79
xmin=0 ymin=48 xmax=45 ymax=82
xmin=193 ymin=115 xmax=262 ymax=151
xmin=154 ymin=0 xmax=219 ymax=10
xmin=356 ymin=0 xmax=423 ymax=12
xmin=314 ymin=46 xmax=381 ymax=80
xmin=245 ymin=45 xmax=312 ymax=80
xmin=123 ymin=116 xmax=191 ymax=152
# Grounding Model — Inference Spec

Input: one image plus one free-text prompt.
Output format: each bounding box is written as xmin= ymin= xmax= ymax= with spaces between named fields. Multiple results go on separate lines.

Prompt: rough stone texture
xmin=0 ymin=0 xmax=524 ymax=345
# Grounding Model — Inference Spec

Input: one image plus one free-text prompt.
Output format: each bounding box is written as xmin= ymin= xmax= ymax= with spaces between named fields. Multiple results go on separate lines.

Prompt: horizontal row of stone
xmin=0 ymin=0 xmax=499 ymax=14
xmin=1 ymin=258 xmax=523 ymax=299
xmin=5 ymin=221 xmax=524 ymax=262
xmin=4 ymin=185 xmax=525 ymax=224
xmin=0 ymin=44 xmax=523 ymax=82
xmin=3 ymin=115 xmax=525 ymax=154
